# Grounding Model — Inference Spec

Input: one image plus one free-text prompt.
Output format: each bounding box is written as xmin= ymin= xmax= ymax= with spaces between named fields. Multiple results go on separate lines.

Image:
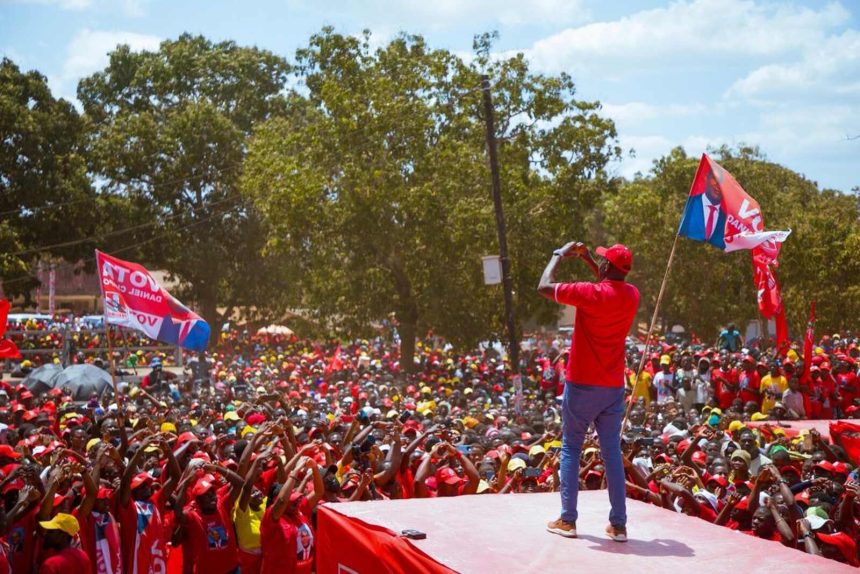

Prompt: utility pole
xmin=481 ymin=75 xmax=520 ymax=369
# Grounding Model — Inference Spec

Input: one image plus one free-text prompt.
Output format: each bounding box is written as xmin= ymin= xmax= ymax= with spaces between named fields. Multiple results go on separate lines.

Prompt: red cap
xmin=97 ymin=487 xmax=114 ymax=500
xmin=192 ymin=479 xmax=216 ymax=497
xmin=814 ymin=460 xmax=834 ymax=473
xmin=815 ymin=532 xmax=859 ymax=567
xmin=435 ymin=467 xmax=462 ymax=485
xmin=130 ymin=473 xmax=153 ymax=490
xmin=595 ymin=244 xmax=633 ymax=274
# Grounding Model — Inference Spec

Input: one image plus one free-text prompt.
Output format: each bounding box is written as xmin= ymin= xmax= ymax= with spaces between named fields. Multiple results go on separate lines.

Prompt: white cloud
xmin=522 ymin=0 xmax=850 ymax=73
xmin=5 ymin=0 xmax=94 ymax=9
xmin=3 ymin=0 xmax=150 ymax=16
xmin=51 ymin=29 xmax=160 ymax=100
xmin=602 ymin=101 xmax=707 ymax=124
xmin=289 ymin=0 xmax=590 ymax=29
xmin=726 ymin=29 xmax=860 ymax=101
xmin=616 ymin=134 xmax=675 ymax=178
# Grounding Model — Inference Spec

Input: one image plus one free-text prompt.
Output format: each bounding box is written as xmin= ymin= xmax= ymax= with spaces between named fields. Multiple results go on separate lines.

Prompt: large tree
xmin=242 ymin=30 xmax=620 ymax=368
xmin=0 ymin=58 xmax=99 ymax=301
xmin=78 ymin=34 xmax=294 ymax=336
xmin=600 ymin=146 xmax=860 ymax=340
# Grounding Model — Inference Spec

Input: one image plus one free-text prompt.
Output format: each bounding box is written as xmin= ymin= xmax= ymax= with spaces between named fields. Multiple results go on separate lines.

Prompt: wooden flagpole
xmin=104 ymin=320 xmax=122 ymax=406
xmin=623 ymin=233 xmax=681 ymax=426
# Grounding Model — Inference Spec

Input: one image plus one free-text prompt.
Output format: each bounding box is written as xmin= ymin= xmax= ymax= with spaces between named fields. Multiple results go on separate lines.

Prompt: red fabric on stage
xmin=830 ymin=421 xmax=860 ymax=466
xmin=316 ymin=506 xmax=455 ymax=574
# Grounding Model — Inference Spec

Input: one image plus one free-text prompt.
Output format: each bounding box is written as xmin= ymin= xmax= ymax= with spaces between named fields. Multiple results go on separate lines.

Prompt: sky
xmin=1 ymin=0 xmax=858 ymax=191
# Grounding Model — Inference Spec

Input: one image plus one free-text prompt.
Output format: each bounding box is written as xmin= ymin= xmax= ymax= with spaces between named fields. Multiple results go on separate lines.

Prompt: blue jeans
xmin=559 ymin=382 xmax=627 ymax=527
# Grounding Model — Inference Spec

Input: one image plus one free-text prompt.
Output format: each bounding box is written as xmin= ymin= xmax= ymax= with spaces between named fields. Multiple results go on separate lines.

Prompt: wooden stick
xmin=104 ymin=320 xmax=122 ymax=407
xmin=624 ymin=233 xmax=681 ymax=427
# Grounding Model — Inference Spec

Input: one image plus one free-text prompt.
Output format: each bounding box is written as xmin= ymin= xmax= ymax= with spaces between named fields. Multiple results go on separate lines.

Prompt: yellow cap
xmin=507 ymin=458 xmax=527 ymax=472
xmin=751 ymin=412 xmax=768 ymax=421
xmin=39 ymin=513 xmax=79 ymax=536
xmin=728 ymin=420 xmax=746 ymax=433
xmin=529 ymin=445 xmax=546 ymax=457
xmin=86 ymin=438 xmax=101 ymax=452
xmin=241 ymin=425 xmax=257 ymax=438
xmin=223 ymin=411 xmax=240 ymax=422
xmin=160 ymin=422 xmax=177 ymax=433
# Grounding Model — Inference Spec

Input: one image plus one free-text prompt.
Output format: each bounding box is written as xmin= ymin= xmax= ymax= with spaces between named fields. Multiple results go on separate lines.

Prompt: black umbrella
xmin=54 ymin=364 xmax=113 ymax=401
xmin=22 ymin=364 xmax=63 ymax=396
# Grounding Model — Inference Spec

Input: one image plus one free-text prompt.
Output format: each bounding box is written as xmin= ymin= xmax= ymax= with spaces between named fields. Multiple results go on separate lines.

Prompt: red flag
xmin=0 ymin=300 xmax=20 ymax=359
xmin=0 ymin=339 xmax=20 ymax=359
xmin=830 ymin=421 xmax=860 ymax=466
xmin=801 ymin=301 xmax=816 ymax=382
xmin=325 ymin=344 xmax=344 ymax=375
xmin=0 ymin=299 xmax=9 ymax=338
xmin=678 ymin=154 xmax=790 ymax=252
xmin=752 ymin=244 xmax=788 ymax=352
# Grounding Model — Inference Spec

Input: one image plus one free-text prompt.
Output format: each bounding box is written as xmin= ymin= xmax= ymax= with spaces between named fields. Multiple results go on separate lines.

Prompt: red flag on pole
xmin=0 ymin=299 xmax=21 ymax=359
xmin=801 ymin=301 xmax=816 ymax=382
xmin=325 ymin=344 xmax=344 ymax=375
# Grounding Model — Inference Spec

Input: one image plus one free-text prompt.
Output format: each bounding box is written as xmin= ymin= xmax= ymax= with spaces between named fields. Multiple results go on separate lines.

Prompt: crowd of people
xmin=0 ymin=322 xmax=857 ymax=572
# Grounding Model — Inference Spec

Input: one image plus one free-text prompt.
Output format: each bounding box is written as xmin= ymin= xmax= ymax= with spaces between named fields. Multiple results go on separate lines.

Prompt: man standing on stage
xmin=538 ymin=241 xmax=639 ymax=542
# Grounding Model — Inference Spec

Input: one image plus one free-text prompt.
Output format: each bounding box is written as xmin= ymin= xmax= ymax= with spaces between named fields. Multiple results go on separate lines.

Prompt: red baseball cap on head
xmin=192 ymin=479 xmax=216 ymax=498
xmin=595 ymin=244 xmax=633 ymax=274
xmin=130 ymin=473 xmax=153 ymax=490
xmin=435 ymin=467 xmax=461 ymax=485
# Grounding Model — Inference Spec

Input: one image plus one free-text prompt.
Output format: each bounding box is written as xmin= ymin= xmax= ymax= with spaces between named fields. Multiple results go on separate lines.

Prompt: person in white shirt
xmin=781 ymin=377 xmax=806 ymax=418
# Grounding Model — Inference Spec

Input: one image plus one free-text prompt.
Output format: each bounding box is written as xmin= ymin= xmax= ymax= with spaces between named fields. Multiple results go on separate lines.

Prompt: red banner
xmin=801 ymin=301 xmax=816 ymax=382
xmin=830 ymin=421 xmax=860 ymax=466
xmin=96 ymin=251 xmax=210 ymax=351
xmin=316 ymin=506 xmax=455 ymax=574
xmin=0 ymin=300 xmax=21 ymax=359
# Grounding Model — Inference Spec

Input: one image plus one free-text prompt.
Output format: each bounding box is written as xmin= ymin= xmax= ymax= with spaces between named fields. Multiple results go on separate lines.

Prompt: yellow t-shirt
xmin=632 ymin=371 xmax=652 ymax=406
xmin=760 ymin=375 xmax=788 ymax=414
xmin=234 ymin=499 xmax=267 ymax=552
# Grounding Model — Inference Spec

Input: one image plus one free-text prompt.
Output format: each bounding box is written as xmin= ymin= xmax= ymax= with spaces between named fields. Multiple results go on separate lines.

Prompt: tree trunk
xmin=197 ymin=284 xmax=221 ymax=347
xmin=399 ymin=316 xmax=417 ymax=374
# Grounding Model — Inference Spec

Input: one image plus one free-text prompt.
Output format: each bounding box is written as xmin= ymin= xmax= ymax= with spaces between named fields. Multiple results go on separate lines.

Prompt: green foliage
xmin=242 ymin=29 xmax=620 ymax=366
xmin=78 ymin=35 xmax=294 ymax=332
xmin=601 ymin=146 xmax=860 ymax=340
xmin=0 ymin=58 xmax=97 ymax=300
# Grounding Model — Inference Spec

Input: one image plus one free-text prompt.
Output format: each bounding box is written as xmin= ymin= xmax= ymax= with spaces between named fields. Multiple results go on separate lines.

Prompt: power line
xmin=1 ymin=199 xmax=247 ymax=288
xmin=8 ymin=194 xmax=242 ymax=258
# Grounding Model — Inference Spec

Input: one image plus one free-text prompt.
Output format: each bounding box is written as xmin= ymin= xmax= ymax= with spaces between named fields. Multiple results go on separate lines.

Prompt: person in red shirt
xmin=117 ymin=435 xmax=180 ymax=574
xmin=174 ymin=463 xmax=244 ymax=574
xmin=538 ymin=242 xmax=639 ymax=542
xmin=260 ymin=456 xmax=323 ymax=574
xmin=712 ymin=354 xmax=739 ymax=410
xmin=74 ymin=445 xmax=121 ymax=574
xmin=737 ymin=356 xmax=761 ymax=407
xmin=37 ymin=513 xmax=91 ymax=574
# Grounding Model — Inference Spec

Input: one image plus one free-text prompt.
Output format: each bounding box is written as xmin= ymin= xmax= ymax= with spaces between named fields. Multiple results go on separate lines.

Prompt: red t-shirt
xmin=39 ymin=547 xmax=91 ymax=574
xmin=118 ymin=492 xmax=169 ymax=574
xmin=738 ymin=370 xmax=761 ymax=405
xmin=260 ymin=502 xmax=314 ymax=574
xmin=712 ymin=367 xmax=738 ymax=409
xmin=554 ymin=280 xmax=640 ymax=387
xmin=74 ymin=509 xmax=122 ymax=574
xmin=184 ymin=489 xmax=239 ymax=574
xmin=7 ymin=506 xmax=37 ymax=574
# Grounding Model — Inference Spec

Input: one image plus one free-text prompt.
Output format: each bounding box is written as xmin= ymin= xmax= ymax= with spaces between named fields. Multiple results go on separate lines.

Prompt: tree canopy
xmin=0 ymin=58 xmax=98 ymax=302
xmin=77 ymin=34 xmax=294 ymax=334
xmin=241 ymin=29 xmax=620 ymax=367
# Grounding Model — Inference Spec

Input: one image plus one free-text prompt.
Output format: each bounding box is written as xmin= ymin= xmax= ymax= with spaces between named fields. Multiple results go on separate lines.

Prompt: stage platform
xmin=747 ymin=418 xmax=850 ymax=437
xmin=318 ymin=491 xmax=851 ymax=574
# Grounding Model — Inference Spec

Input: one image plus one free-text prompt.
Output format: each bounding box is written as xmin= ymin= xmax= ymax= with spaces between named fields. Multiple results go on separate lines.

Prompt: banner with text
xmin=95 ymin=251 xmax=210 ymax=351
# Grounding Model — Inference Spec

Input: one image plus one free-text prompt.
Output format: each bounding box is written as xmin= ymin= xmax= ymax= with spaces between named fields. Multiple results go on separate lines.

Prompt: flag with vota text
xmin=95 ymin=250 xmax=210 ymax=351
xmin=678 ymin=154 xmax=790 ymax=353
